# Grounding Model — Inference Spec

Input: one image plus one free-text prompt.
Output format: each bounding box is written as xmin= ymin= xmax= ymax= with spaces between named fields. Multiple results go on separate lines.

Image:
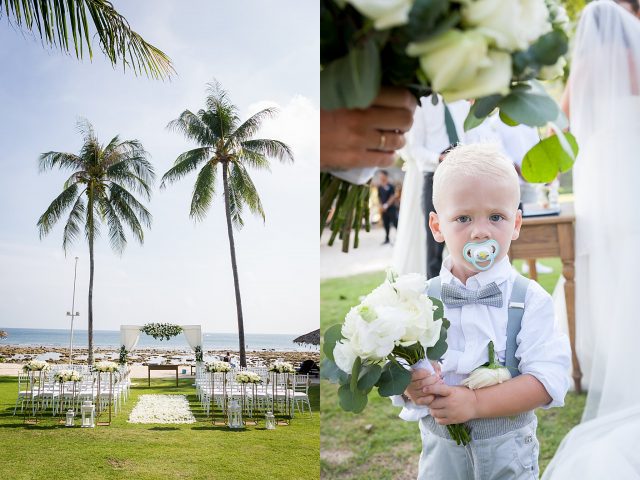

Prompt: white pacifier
xmin=462 ymin=239 xmax=500 ymax=271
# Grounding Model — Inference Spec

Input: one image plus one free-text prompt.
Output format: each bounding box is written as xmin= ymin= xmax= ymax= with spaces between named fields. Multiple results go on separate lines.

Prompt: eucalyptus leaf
xmin=522 ymin=133 xmax=578 ymax=183
xmin=321 ymin=37 xmax=381 ymax=110
xmin=529 ymin=30 xmax=568 ymax=66
xmin=430 ymin=296 xmax=444 ymax=320
xmin=498 ymin=87 xmax=558 ymax=127
xmin=499 ymin=110 xmax=519 ymax=127
xmin=474 ymin=95 xmax=503 ymax=118
xmin=357 ymin=363 xmax=382 ymax=391
xmin=426 ymin=321 xmax=449 ymax=361
xmin=320 ymin=357 xmax=348 ymax=384
xmin=377 ymin=361 xmax=412 ymax=397
xmin=350 ymin=356 xmax=362 ymax=392
xmin=323 ymin=323 xmax=344 ymax=362
xmin=464 ymin=102 xmax=487 ymax=132
xmin=338 ymin=383 xmax=369 ymax=413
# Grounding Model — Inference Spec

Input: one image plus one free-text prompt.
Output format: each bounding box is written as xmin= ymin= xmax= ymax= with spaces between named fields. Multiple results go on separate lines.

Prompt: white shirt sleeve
xmin=516 ymin=281 xmax=572 ymax=409
xmin=401 ymin=101 xmax=443 ymax=173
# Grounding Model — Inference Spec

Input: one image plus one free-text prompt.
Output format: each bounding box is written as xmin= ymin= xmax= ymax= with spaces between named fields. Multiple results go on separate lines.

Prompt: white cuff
xmin=390 ymin=394 xmax=431 ymax=421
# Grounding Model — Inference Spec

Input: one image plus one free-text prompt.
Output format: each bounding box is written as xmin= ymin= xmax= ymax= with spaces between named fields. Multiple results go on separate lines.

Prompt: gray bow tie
xmin=441 ymin=282 xmax=503 ymax=308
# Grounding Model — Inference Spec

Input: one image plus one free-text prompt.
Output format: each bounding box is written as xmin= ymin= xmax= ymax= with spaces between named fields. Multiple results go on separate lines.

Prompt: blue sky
xmin=0 ymin=1 xmax=319 ymax=335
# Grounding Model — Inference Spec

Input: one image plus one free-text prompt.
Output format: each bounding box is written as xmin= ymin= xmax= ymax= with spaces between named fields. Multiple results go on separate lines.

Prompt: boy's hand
xmin=424 ymin=383 xmax=479 ymax=424
xmin=404 ymin=363 xmax=442 ymax=405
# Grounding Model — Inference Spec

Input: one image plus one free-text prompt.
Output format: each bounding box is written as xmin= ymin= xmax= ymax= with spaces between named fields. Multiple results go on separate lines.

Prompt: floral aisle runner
xmin=128 ymin=395 xmax=196 ymax=424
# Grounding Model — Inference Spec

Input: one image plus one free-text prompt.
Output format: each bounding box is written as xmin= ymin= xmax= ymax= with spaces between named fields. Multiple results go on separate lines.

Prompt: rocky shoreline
xmin=0 ymin=345 xmax=319 ymax=367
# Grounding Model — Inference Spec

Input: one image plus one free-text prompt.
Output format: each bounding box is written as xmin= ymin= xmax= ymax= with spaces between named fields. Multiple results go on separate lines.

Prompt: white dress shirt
xmin=393 ymin=255 xmax=571 ymax=421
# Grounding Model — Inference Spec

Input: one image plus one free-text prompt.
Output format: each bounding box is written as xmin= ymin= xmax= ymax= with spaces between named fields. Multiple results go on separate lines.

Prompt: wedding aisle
xmin=128 ymin=394 xmax=196 ymax=424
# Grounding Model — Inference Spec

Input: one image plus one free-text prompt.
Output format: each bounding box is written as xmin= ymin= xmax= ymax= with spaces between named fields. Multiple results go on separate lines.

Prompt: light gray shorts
xmin=418 ymin=412 xmax=539 ymax=480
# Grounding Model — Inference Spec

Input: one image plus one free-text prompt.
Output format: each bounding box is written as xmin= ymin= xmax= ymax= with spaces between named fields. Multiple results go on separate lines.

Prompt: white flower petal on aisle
xmin=128 ymin=395 xmax=195 ymax=424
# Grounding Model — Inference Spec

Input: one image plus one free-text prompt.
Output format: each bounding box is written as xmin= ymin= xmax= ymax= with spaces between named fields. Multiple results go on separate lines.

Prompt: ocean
xmin=0 ymin=328 xmax=317 ymax=352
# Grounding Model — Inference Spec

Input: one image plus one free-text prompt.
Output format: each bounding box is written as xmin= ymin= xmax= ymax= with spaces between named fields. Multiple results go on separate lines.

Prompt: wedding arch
xmin=120 ymin=324 xmax=203 ymax=361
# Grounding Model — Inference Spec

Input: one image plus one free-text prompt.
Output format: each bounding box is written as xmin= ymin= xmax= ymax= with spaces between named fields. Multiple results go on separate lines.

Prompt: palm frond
xmin=231 ymin=163 xmax=265 ymax=222
xmin=160 ymin=147 xmax=211 ymax=189
xmin=109 ymin=182 xmax=152 ymax=229
xmin=0 ymin=0 xmax=175 ymax=80
xmin=238 ymin=149 xmax=271 ymax=172
xmin=189 ymin=162 xmax=217 ymax=221
xmin=231 ymin=107 xmax=278 ymax=143
xmin=37 ymin=183 xmax=80 ymax=238
xmin=97 ymin=195 xmax=127 ymax=252
xmin=241 ymin=139 xmax=294 ymax=164
xmin=61 ymin=194 xmax=86 ymax=253
xmin=167 ymin=110 xmax=215 ymax=146
xmin=38 ymin=151 xmax=84 ymax=173
xmin=203 ymin=80 xmax=239 ymax=136
xmin=225 ymin=175 xmax=244 ymax=229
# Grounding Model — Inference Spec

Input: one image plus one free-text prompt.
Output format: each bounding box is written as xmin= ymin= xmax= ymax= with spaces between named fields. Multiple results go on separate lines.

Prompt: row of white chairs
xmin=13 ymin=366 xmax=131 ymax=417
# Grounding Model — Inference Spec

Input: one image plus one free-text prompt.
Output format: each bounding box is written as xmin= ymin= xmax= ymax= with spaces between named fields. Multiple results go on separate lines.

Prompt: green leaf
xmin=430 ymin=296 xmax=444 ymax=321
xmin=323 ymin=323 xmax=344 ymax=362
xmin=320 ymin=358 xmax=348 ymax=384
xmin=357 ymin=364 xmax=382 ymax=391
xmin=377 ymin=361 xmax=411 ymax=397
xmin=498 ymin=87 xmax=559 ymax=127
xmin=321 ymin=37 xmax=381 ymax=110
xmin=499 ymin=110 xmax=519 ymax=127
xmin=426 ymin=320 xmax=449 ymax=361
xmin=529 ymin=30 xmax=568 ymax=66
xmin=521 ymin=133 xmax=578 ymax=183
xmin=474 ymin=94 xmax=503 ymax=118
xmin=350 ymin=356 xmax=362 ymax=392
xmin=338 ymin=384 xmax=369 ymax=413
xmin=405 ymin=0 xmax=450 ymax=41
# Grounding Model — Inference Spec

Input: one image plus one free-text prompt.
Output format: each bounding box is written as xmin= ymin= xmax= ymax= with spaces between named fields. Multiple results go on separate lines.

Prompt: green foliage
xmin=140 ymin=323 xmax=183 ymax=341
xmin=522 ymin=132 xmax=578 ymax=183
xmin=0 ymin=0 xmax=174 ymax=79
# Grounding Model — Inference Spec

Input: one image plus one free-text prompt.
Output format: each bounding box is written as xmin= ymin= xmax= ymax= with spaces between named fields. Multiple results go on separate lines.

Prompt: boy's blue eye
xmin=456 ymin=216 xmax=471 ymax=223
xmin=490 ymin=214 xmax=504 ymax=222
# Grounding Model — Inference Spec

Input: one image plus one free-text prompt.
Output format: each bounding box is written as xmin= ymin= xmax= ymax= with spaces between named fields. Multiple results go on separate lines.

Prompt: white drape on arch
xmin=120 ymin=325 xmax=141 ymax=351
xmin=181 ymin=325 xmax=203 ymax=350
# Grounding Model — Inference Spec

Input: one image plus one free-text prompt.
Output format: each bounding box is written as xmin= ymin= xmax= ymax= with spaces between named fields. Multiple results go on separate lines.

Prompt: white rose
xmin=334 ymin=340 xmax=358 ymax=374
xmin=460 ymin=0 xmax=551 ymax=52
xmin=461 ymin=366 xmax=511 ymax=389
xmin=537 ymin=56 xmax=566 ymax=80
xmin=393 ymin=273 xmax=427 ymax=298
xmin=408 ymin=30 xmax=512 ymax=103
xmin=346 ymin=0 xmax=414 ymax=30
xmin=362 ymin=280 xmax=400 ymax=308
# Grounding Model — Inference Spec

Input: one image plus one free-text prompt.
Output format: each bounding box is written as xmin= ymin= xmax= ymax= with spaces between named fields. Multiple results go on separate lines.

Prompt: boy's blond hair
xmin=432 ymin=143 xmax=520 ymax=212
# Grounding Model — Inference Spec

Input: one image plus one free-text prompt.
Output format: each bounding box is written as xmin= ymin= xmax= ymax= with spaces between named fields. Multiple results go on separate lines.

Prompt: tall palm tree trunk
xmin=222 ymin=161 xmax=247 ymax=367
xmin=87 ymin=189 xmax=95 ymax=366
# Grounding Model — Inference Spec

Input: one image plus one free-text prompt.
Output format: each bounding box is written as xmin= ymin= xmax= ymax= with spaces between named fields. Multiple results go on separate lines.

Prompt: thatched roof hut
xmin=293 ymin=329 xmax=320 ymax=346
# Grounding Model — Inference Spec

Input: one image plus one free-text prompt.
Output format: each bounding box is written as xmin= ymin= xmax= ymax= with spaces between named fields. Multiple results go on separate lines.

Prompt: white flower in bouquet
xmin=407 ymin=30 xmax=512 ymax=103
xmin=94 ymin=361 xmax=119 ymax=373
xmin=206 ymin=361 xmax=231 ymax=373
xmin=235 ymin=371 xmax=262 ymax=384
xmin=268 ymin=361 xmax=295 ymax=374
xmin=461 ymin=341 xmax=512 ymax=390
xmin=55 ymin=369 xmax=82 ymax=383
xmin=346 ymin=0 xmax=414 ymax=30
xmin=460 ymin=0 xmax=551 ymax=52
xmin=22 ymin=360 xmax=50 ymax=372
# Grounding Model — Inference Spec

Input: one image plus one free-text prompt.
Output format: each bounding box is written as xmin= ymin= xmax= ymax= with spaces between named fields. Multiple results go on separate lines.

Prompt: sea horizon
xmin=0 ymin=327 xmax=317 ymax=352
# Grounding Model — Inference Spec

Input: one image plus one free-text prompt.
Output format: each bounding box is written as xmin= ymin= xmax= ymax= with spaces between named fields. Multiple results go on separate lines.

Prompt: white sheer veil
xmin=543 ymin=1 xmax=640 ymax=477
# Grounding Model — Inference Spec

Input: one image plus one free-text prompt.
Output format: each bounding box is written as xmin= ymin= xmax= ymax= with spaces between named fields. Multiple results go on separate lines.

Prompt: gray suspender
xmin=426 ymin=274 xmax=529 ymax=376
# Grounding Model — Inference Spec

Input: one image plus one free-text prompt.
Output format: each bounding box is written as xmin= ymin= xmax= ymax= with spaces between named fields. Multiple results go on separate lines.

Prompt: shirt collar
xmin=440 ymin=255 xmax=512 ymax=289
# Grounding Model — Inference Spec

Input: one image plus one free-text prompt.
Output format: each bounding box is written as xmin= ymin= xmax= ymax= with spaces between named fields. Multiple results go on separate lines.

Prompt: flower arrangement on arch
xmin=268 ymin=361 xmax=295 ymax=374
xmin=194 ymin=346 xmax=204 ymax=363
xmin=119 ymin=346 xmax=129 ymax=365
xmin=206 ymin=361 xmax=231 ymax=373
xmin=94 ymin=361 xmax=119 ymax=373
xmin=140 ymin=323 xmax=183 ymax=341
xmin=54 ymin=370 xmax=82 ymax=383
xmin=235 ymin=371 xmax=262 ymax=384
xmin=22 ymin=360 xmax=50 ymax=372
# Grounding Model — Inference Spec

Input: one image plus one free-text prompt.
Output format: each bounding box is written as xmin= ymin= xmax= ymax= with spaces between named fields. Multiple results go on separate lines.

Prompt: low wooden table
xmin=509 ymin=202 xmax=583 ymax=393
xmin=147 ymin=364 xmax=179 ymax=387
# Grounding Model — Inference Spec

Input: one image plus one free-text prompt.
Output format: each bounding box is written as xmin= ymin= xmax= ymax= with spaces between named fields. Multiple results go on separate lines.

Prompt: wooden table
xmin=147 ymin=364 xmax=179 ymax=387
xmin=509 ymin=202 xmax=583 ymax=393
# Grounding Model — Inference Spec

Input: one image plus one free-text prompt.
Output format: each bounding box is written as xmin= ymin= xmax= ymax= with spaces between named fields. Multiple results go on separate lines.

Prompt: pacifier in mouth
xmin=462 ymin=239 xmax=500 ymax=271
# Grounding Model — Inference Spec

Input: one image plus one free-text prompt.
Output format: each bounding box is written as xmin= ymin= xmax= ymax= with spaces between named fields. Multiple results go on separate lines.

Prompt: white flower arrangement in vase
xmin=235 ymin=372 xmax=262 ymax=384
xmin=268 ymin=361 xmax=295 ymax=374
xmin=22 ymin=360 xmax=50 ymax=372
xmin=54 ymin=370 xmax=82 ymax=383
xmin=206 ymin=361 xmax=231 ymax=373
xmin=94 ymin=361 xmax=119 ymax=373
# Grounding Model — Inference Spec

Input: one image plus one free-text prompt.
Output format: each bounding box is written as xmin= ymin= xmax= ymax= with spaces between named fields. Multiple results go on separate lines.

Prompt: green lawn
xmin=0 ymin=377 xmax=319 ymax=480
xmin=320 ymin=261 xmax=586 ymax=479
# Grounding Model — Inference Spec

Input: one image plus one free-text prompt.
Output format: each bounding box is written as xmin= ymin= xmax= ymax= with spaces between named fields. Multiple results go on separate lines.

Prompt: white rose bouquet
xmin=268 ymin=361 xmax=295 ymax=374
xmin=322 ymin=271 xmax=470 ymax=443
xmin=461 ymin=341 xmax=512 ymax=390
xmin=94 ymin=361 xmax=119 ymax=373
xmin=206 ymin=361 xmax=231 ymax=373
xmin=235 ymin=372 xmax=262 ymax=384
xmin=321 ymin=0 xmax=576 ymax=252
xmin=22 ymin=360 xmax=50 ymax=372
xmin=54 ymin=369 xmax=82 ymax=383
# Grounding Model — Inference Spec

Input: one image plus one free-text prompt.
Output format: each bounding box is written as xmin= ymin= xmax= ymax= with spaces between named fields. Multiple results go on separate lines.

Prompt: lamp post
xmin=67 ymin=257 xmax=79 ymax=365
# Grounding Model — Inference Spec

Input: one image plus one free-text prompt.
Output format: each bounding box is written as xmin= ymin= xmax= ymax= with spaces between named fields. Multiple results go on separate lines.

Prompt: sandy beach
xmin=0 ymin=345 xmax=319 ymax=377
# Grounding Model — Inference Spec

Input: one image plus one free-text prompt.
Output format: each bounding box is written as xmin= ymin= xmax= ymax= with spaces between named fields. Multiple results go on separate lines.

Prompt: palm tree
xmin=161 ymin=81 xmax=294 ymax=367
xmin=38 ymin=119 xmax=155 ymax=364
xmin=0 ymin=0 xmax=174 ymax=79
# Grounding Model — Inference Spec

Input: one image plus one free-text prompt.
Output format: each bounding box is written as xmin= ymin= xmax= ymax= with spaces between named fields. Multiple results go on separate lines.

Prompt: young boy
xmin=395 ymin=144 xmax=571 ymax=479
